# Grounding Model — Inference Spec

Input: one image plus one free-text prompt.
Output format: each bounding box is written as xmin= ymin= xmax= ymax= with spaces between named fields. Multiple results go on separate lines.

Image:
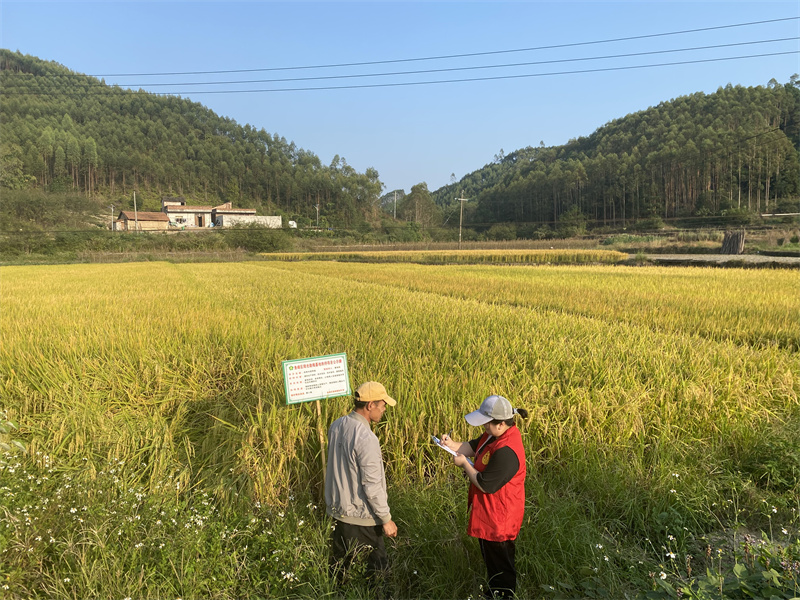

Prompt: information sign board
xmin=282 ymin=353 xmax=350 ymax=405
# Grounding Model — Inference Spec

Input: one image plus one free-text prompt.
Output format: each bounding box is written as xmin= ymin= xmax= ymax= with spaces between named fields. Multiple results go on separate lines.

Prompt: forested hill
xmin=3 ymin=49 xmax=798 ymax=233
xmin=433 ymin=78 xmax=800 ymax=228
xmin=0 ymin=50 xmax=382 ymax=228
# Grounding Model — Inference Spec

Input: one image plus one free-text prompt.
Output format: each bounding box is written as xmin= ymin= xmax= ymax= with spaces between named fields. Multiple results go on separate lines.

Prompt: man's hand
xmin=382 ymin=520 xmax=398 ymax=538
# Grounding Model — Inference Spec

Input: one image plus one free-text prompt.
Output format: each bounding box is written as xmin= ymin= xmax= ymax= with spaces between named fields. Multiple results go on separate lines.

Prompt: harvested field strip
xmin=266 ymin=248 xmax=628 ymax=265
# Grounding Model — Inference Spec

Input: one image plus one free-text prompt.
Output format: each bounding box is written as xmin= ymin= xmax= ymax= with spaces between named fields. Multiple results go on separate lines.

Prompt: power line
xmin=129 ymin=51 xmax=800 ymax=95
xmin=5 ymin=51 xmax=797 ymax=97
xmin=107 ymin=37 xmax=799 ymax=89
xmin=92 ymin=16 xmax=800 ymax=77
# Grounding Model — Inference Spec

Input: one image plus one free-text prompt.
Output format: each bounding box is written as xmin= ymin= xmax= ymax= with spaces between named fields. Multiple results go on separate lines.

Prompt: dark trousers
xmin=329 ymin=520 xmax=388 ymax=584
xmin=479 ymin=538 xmax=517 ymax=599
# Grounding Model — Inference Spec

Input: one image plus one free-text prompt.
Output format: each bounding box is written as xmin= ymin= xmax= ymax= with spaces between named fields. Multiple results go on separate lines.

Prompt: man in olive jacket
xmin=325 ymin=381 xmax=398 ymax=583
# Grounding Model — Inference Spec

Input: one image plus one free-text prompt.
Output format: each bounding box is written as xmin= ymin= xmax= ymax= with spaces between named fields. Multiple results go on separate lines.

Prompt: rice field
xmin=265 ymin=248 xmax=629 ymax=265
xmin=1 ymin=260 xmax=798 ymax=599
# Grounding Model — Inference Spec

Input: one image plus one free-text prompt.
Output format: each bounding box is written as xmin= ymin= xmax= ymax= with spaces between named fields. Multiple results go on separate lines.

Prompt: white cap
xmin=464 ymin=395 xmax=513 ymax=426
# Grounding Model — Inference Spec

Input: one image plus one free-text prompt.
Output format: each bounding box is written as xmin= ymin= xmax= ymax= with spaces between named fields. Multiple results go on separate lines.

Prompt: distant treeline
xmin=2 ymin=49 xmax=798 ymax=235
xmin=434 ymin=78 xmax=800 ymax=227
xmin=0 ymin=50 xmax=382 ymax=228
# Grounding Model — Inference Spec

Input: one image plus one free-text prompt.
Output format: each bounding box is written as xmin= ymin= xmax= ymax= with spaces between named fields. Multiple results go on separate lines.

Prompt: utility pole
xmin=109 ymin=204 xmax=115 ymax=232
xmin=133 ymin=191 xmax=139 ymax=232
xmin=457 ymin=194 xmax=469 ymax=250
xmin=393 ymin=190 xmax=397 ymax=219
xmin=315 ymin=203 xmax=320 ymax=227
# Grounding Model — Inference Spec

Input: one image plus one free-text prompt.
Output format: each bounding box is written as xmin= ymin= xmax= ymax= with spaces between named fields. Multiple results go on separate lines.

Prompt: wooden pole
xmin=133 ymin=191 xmax=139 ymax=232
xmin=316 ymin=399 xmax=326 ymax=482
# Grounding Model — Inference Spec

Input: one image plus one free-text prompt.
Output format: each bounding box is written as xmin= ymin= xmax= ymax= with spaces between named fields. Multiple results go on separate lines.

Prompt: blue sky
xmin=2 ymin=1 xmax=798 ymax=195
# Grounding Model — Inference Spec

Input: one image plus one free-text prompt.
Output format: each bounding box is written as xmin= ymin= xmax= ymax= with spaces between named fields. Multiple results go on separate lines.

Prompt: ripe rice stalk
xmin=1 ymin=261 xmax=797 ymax=521
xmin=266 ymin=261 xmax=800 ymax=351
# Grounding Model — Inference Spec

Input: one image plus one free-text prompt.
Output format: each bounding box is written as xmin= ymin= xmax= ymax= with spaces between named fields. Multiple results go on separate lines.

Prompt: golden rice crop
xmin=265 ymin=261 xmax=800 ymax=350
xmin=1 ymin=261 xmax=797 ymax=511
xmin=2 ymin=260 xmax=799 ymax=598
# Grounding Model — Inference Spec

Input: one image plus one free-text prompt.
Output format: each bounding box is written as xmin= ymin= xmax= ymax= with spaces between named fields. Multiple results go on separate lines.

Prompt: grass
xmin=1 ymin=261 xmax=798 ymax=599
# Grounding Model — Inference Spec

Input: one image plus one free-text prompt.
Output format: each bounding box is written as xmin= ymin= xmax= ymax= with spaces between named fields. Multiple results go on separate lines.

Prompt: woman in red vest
xmin=442 ymin=395 xmax=528 ymax=599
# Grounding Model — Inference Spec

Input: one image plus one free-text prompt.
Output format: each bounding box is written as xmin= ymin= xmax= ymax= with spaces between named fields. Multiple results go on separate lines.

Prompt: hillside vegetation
xmin=433 ymin=78 xmax=800 ymax=231
xmin=0 ymin=50 xmax=381 ymax=229
xmin=1 ymin=50 xmax=798 ymax=243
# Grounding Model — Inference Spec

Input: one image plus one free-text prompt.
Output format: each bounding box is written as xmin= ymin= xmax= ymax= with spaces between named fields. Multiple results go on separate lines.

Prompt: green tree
xmin=556 ymin=206 xmax=587 ymax=238
xmin=83 ymin=137 xmax=98 ymax=196
xmin=400 ymin=183 xmax=440 ymax=229
xmin=0 ymin=143 xmax=36 ymax=189
xmin=65 ymin=133 xmax=81 ymax=189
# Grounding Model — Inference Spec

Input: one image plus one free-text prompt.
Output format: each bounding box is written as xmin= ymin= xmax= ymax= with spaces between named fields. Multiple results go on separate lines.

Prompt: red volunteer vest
xmin=467 ymin=425 xmax=526 ymax=542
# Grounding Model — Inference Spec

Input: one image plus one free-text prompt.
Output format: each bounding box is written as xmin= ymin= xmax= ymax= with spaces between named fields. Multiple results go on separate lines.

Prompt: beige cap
xmin=354 ymin=381 xmax=396 ymax=406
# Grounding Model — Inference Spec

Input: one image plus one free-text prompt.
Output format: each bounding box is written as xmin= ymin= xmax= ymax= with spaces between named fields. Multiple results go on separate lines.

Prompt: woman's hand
xmin=444 ymin=435 xmax=476 ymax=458
xmin=453 ymin=453 xmax=470 ymax=469
xmin=441 ymin=433 xmax=460 ymax=451
xmin=453 ymin=453 xmax=486 ymax=493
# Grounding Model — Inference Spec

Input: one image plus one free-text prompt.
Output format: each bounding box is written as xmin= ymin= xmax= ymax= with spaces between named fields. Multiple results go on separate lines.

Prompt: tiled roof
xmin=164 ymin=205 xmax=213 ymax=212
xmin=118 ymin=211 xmax=170 ymax=222
xmin=213 ymin=208 xmax=257 ymax=214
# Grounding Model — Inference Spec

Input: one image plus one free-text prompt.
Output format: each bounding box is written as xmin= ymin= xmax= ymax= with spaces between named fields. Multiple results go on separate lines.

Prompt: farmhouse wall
xmin=161 ymin=196 xmax=187 ymax=208
xmin=163 ymin=206 xmax=214 ymax=228
xmin=216 ymin=215 xmax=282 ymax=228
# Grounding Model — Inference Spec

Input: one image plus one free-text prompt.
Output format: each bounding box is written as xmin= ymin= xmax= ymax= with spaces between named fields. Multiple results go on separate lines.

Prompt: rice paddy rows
xmin=1 ymin=261 xmax=798 ymax=598
xmin=265 ymin=261 xmax=800 ymax=350
xmin=3 ymin=261 xmax=797 ymax=498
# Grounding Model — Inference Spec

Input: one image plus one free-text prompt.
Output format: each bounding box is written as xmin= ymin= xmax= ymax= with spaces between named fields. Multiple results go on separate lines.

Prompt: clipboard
xmin=431 ymin=435 xmax=473 ymax=465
